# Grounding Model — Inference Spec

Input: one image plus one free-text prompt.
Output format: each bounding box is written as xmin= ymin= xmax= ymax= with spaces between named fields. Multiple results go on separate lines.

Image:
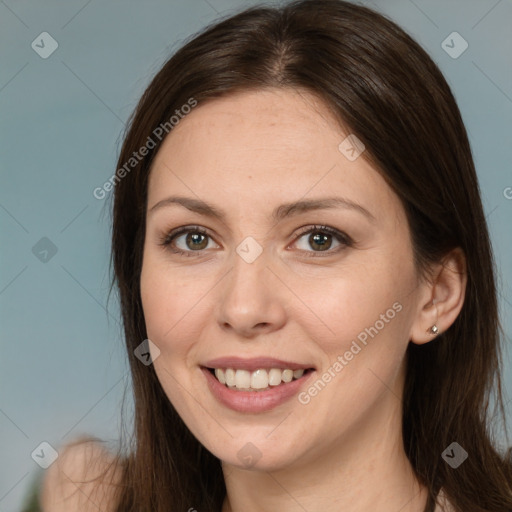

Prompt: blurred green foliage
xmin=20 ymin=471 xmax=43 ymax=512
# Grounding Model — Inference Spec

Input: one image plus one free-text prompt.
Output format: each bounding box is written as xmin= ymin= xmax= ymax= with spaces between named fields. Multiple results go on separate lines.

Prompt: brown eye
xmin=183 ymin=232 xmax=209 ymax=251
xmin=292 ymin=225 xmax=353 ymax=256
xmin=307 ymin=232 xmax=333 ymax=251
xmin=158 ymin=226 xmax=218 ymax=256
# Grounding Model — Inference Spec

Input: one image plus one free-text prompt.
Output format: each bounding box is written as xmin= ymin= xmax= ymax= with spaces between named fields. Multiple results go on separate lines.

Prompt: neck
xmin=220 ymin=380 xmax=429 ymax=512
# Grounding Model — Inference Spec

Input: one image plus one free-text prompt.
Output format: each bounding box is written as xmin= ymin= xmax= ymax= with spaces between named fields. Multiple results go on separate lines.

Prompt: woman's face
xmin=140 ymin=88 xmax=426 ymax=471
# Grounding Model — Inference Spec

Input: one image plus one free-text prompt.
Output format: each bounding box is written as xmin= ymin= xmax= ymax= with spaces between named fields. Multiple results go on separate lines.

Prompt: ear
xmin=410 ymin=247 xmax=467 ymax=345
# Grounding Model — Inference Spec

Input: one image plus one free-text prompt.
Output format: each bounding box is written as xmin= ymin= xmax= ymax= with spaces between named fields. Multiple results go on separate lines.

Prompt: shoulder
xmin=435 ymin=488 xmax=455 ymax=512
xmin=39 ymin=436 xmax=123 ymax=512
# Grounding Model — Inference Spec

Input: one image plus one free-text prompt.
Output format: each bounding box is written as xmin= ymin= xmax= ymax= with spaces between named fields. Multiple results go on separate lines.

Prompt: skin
xmin=140 ymin=88 xmax=466 ymax=512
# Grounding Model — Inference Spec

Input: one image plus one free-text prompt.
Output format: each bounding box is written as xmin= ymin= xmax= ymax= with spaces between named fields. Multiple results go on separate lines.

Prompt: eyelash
xmin=157 ymin=224 xmax=354 ymax=258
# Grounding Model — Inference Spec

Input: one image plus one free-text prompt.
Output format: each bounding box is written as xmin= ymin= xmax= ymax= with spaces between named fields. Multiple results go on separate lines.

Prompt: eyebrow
xmin=148 ymin=195 xmax=376 ymax=223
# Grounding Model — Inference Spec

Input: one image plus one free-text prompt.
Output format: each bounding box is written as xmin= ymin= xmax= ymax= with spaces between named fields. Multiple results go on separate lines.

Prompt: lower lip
xmin=201 ymin=367 xmax=314 ymax=413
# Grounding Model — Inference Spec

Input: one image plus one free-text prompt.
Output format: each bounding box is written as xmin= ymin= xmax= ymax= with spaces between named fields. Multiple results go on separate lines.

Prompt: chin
xmin=205 ymin=434 xmax=307 ymax=473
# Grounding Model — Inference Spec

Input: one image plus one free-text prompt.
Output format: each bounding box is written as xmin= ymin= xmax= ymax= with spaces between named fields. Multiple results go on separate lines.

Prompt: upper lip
xmin=202 ymin=357 xmax=315 ymax=372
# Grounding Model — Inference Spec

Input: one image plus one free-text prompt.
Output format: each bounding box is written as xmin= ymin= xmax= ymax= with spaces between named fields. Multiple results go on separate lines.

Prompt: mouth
xmin=200 ymin=356 xmax=317 ymax=412
xmin=201 ymin=364 xmax=316 ymax=413
xmin=202 ymin=366 xmax=316 ymax=392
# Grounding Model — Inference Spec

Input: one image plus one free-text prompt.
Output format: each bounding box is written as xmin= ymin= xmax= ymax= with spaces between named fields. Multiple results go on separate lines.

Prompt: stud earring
xmin=430 ymin=325 xmax=439 ymax=335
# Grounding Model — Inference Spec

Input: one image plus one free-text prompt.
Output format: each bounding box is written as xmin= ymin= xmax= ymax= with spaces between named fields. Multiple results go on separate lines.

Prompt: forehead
xmin=147 ymin=88 xmax=401 ymax=223
xmin=155 ymin=88 xmax=343 ymax=163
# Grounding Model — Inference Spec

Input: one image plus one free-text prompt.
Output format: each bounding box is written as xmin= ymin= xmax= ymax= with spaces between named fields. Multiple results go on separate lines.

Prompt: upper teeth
xmin=214 ymin=368 xmax=305 ymax=390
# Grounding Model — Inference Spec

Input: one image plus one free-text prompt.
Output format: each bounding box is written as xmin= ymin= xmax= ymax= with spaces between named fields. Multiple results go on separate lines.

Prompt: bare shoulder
xmin=435 ymin=488 xmax=456 ymax=512
xmin=39 ymin=436 xmax=123 ymax=512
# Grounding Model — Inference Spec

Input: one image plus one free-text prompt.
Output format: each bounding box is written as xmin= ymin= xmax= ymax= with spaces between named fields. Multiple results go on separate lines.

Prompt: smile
xmin=210 ymin=367 xmax=312 ymax=391
xmin=201 ymin=365 xmax=315 ymax=413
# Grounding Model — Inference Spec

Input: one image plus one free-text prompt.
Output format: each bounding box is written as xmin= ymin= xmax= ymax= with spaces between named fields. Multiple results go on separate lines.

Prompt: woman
xmin=41 ymin=0 xmax=512 ymax=511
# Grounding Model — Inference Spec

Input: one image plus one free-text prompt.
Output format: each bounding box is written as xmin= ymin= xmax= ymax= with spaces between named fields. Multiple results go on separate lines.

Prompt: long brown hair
xmin=73 ymin=1 xmax=512 ymax=510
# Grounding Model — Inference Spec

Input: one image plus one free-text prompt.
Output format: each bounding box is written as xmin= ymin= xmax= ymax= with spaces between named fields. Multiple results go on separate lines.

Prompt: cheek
xmin=290 ymin=258 xmax=416 ymax=410
xmin=295 ymin=279 xmax=410 ymax=430
xmin=303 ymin=292 xmax=409 ymax=398
xmin=140 ymin=261 xmax=207 ymax=409
xmin=140 ymin=257 xmax=211 ymax=358
xmin=294 ymin=261 xmax=414 ymax=347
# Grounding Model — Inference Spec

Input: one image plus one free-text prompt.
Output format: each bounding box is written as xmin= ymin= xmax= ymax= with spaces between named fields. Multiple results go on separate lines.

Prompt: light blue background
xmin=1 ymin=0 xmax=511 ymax=510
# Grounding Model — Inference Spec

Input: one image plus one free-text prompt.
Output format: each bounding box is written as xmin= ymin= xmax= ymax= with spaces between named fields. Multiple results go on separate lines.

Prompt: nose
xmin=215 ymin=248 xmax=287 ymax=338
